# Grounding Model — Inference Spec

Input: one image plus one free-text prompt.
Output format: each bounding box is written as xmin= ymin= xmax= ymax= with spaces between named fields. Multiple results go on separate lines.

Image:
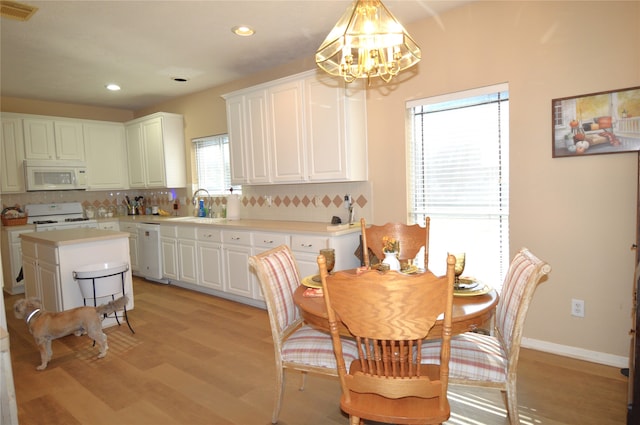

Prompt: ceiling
xmin=0 ymin=0 xmax=469 ymax=111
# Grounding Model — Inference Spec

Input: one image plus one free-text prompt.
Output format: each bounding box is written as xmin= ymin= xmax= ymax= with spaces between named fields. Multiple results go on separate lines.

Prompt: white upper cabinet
xmin=304 ymin=73 xmax=367 ymax=182
xmin=125 ymin=112 xmax=186 ymax=188
xmin=225 ymin=89 xmax=271 ymax=185
xmin=23 ymin=118 xmax=84 ymax=160
xmin=0 ymin=116 xmax=25 ymax=193
xmin=83 ymin=121 xmax=129 ymax=190
xmin=223 ymin=69 xmax=367 ymax=185
xmin=268 ymin=79 xmax=306 ymax=183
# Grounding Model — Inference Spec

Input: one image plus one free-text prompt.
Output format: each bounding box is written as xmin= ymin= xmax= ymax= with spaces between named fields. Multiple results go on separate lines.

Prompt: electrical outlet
xmin=571 ymin=299 xmax=585 ymax=317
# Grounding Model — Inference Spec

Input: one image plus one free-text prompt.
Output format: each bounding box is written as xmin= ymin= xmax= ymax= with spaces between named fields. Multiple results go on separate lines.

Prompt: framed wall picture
xmin=552 ymin=86 xmax=640 ymax=158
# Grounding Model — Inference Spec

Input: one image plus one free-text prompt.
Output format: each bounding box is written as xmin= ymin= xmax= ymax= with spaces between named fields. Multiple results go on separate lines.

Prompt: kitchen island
xmin=21 ymin=228 xmax=134 ymax=327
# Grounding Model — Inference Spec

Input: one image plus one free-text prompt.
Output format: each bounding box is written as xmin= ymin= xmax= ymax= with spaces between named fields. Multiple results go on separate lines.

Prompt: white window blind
xmin=193 ymin=134 xmax=241 ymax=195
xmin=407 ymin=84 xmax=509 ymax=286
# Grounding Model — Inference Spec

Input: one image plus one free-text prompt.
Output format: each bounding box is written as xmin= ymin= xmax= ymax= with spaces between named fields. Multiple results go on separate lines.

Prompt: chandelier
xmin=315 ymin=0 xmax=421 ymax=84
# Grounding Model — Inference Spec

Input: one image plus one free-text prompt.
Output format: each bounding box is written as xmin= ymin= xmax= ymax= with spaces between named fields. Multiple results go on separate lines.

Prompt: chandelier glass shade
xmin=315 ymin=0 xmax=421 ymax=83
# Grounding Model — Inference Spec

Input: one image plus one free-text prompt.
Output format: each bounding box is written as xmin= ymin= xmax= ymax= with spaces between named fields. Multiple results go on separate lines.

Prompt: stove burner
xmin=33 ymin=220 xmax=58 ymax=224
xmin=65 ymin=217 xmax=89 ymax=222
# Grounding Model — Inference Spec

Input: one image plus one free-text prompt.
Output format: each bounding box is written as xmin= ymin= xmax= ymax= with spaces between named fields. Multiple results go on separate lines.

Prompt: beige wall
xmin=2 ymin=1 xmax=639 ymax=364
xmin=363 ymin=0 xmax=638 ymax=363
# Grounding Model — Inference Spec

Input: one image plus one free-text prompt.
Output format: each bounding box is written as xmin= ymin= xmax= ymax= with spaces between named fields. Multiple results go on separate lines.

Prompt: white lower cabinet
xmin=120 ymin=222 xmax=139 ymax=273
xmin=196 ymin=227 xmax=223 ymax=290
xmin=97 ymin=221 xmax=119 ymax=231
xmin=222 ymin=230 xmax=254 ymax=299
xmin=163 ymin=222 xmax=361 ymax=308
xmin=290 ymin=234 xmax=330 ymax=278
xmin=22 ymin=241 xmax=61 ymax=313
xmin=1 ymin=227 xmax=34 ymax=295
xmin=160 ymin=224 xmax=178 ymax=280
xmin=177 ymin=226 xmax=197 ymax=284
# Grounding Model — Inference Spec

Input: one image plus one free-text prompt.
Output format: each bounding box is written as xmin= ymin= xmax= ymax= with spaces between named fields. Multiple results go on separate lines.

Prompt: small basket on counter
xmin=1 ymin=206 xmax=28 ymax=226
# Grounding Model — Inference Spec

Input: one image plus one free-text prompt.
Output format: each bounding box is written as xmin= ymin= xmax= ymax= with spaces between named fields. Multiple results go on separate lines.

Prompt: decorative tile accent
xmin=302 ymin=195 xmax=311 ymax=207
xmin=283 ymin=196 xmax=291 ymax=207
xmin=274 ymin=196 xmax=282 ymax=207
xmin=332 ymin=195 xmax=343 ymax=207
xmin=322 ymin=195 xmax=332 ymax=208
xmin=292 ymin=195 xmax=301 ymax=207
xmin=356 ymin=194 xmax=368 ymax=208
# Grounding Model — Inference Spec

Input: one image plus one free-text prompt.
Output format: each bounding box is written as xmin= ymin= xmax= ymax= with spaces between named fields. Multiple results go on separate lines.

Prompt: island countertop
xmin=20 ymin=228 xmax=129 ymax=246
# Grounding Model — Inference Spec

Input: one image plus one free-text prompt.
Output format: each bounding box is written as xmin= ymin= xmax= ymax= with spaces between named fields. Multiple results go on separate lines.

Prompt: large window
xmin=193 ymin=134 xmax=241 ymax=195
xmin=407 ymin=84 xmax=509 ymax=286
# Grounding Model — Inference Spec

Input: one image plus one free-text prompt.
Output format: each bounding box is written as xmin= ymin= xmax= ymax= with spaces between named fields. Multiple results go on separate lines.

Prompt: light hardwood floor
xmin=4 ymin=277 xmax=628 ymax=425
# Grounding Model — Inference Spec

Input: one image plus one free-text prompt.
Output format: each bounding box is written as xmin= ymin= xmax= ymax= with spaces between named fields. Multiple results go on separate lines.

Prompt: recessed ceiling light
xmin=105 ymin=83 xmax=121 ymax=91
xmin=232 ymin=25 xmax=255 ymax=37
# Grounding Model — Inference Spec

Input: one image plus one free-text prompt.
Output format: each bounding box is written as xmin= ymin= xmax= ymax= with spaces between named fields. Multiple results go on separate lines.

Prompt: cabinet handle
xmin=232 ymin=236 xmax=240 ymax=241
xmin=301 ymin=243 xmax=313 ymax=248
xmin=263 ymin=239 xmax=274 ymax=244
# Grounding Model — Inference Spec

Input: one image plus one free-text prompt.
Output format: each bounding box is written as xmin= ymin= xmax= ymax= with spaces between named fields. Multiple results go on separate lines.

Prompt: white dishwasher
xmin=138 ymin=222 xmax=167 ymax=283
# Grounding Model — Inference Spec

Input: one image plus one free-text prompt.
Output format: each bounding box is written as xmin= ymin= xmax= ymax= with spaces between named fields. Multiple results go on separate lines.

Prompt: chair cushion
xmin=420 ymin=332 xmax=507 ymax=383
xmin=283 ymin=325 xmax=358 ymax=369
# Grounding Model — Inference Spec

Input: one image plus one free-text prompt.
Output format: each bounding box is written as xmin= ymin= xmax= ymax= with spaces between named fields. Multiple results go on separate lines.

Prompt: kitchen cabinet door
xmin=141 ymin=117 xmax=166 ymax=187
xmin=196 ymin=227 xmax=223 ymax=290
xmin=178 ymin=239 xmax=197 ymax=284
xmin=84 ymin=122 xmax=128 ymax=190
xmin=245 ymin=90 xmax=271 ymax=184
xmin=161 ymin=237 xmax=178 ymax=280
xmin=0 ymin=117 xmax=25 ymax=193
xmin=226 ymin=95 xmax=249 ymax=184
xmin=304 ymin=74 xmax=367 ymax=182
xmin=223 ymin=244 xmax=253 ymax=298
xmin=197 ymin=241 xmax=223 ymax=290
xmin=125 ymin=123 xmax=146 ymax=188
xmin=268 ymin=79 xmax=306 ymax=183
xmin=23 ymin=118 xmax=55 ymax=159
xmin=54 ymin=121 xmax=84 ymax=160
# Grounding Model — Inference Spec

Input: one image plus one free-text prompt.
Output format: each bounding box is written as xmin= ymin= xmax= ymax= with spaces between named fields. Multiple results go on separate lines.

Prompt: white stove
xmin=26 ymin=202 xmax=98 ymax=231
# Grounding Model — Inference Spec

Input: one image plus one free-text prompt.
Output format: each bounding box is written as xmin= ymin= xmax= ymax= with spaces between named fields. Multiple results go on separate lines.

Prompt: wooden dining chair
xmin=249 ymin=245 xmax=359 ymax=424
xmin=318 ymin=253 xmax=456 ymax=425
xmin=360 ymin=217 xmax=430 ymax=270
xmin=420 ymin=247 xmax=551 ymax=425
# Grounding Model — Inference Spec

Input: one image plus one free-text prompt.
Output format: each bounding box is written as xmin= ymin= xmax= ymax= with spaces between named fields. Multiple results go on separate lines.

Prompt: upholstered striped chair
xmin=420 ymin=247 xmax=551 ymax=425
xmin=249 ymin=244 xmax=358 ymax=424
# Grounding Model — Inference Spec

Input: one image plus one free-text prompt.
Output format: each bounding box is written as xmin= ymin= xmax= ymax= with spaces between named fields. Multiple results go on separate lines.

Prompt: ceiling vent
xmin=1 ymin=1 xmax=38 ymax=21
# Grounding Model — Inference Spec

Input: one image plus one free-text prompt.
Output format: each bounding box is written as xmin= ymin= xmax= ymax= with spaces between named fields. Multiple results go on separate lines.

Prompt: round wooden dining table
xmin=293 ymin=276 xmax=499 ymax=339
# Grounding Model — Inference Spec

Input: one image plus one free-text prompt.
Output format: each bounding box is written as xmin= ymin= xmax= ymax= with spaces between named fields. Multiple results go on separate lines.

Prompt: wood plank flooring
xmin=4 ymin=277 xmax=628 ymax=424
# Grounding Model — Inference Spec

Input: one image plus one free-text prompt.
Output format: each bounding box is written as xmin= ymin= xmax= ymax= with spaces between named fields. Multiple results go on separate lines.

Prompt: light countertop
xmin=19 ymin=228 xmax=129 ymax=246
xmin=118 ymin=216 xmax=361 ymax=236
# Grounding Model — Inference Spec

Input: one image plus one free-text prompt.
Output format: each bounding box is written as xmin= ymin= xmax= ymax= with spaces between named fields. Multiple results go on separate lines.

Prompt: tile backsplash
xmin=1 ymin=181 xmax=371 ymax=224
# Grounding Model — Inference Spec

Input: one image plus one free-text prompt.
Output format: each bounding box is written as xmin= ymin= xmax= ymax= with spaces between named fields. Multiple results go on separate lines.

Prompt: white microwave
xmin=24 ymin=160 xmax=88 ymax=191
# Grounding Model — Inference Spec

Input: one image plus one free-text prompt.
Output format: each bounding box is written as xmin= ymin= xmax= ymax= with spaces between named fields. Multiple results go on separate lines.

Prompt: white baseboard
xmin=521 ymin=337 xmax=629 ymax=369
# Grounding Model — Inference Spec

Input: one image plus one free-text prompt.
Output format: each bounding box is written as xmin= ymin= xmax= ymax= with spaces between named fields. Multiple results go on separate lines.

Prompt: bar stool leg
xmin=121 ymin=271 xmax=135 ymax=334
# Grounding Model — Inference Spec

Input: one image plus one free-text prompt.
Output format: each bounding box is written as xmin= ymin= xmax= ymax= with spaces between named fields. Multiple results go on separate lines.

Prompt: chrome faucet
xmin=192 ymin=188 xmax=211 ymax=216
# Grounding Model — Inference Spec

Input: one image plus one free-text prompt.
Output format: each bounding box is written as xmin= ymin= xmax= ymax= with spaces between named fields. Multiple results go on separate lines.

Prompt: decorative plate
xmin=454 ymin=283 xmax=492 ymax=297
xmin=302 ymin=275 xmax=322 ymax=289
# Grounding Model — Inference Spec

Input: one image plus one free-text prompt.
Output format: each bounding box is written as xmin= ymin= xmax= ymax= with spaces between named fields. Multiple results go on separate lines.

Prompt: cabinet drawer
xmin=253 ymin=232 xmax=289 ymax=249
xmin=120 ymin=222 xmax=138 ymax=233
xmin=160 ymin=224 xmax=177 ymax=238
xmin=177 ymin=226 xmax=197 ymax=239
xmin=291 ymin=235 xmax=329 ymax=253
xmin=196 ymin=227 xmax=222 ymax=242
xmin=222 ymin=230 xmax=252 ymax=246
